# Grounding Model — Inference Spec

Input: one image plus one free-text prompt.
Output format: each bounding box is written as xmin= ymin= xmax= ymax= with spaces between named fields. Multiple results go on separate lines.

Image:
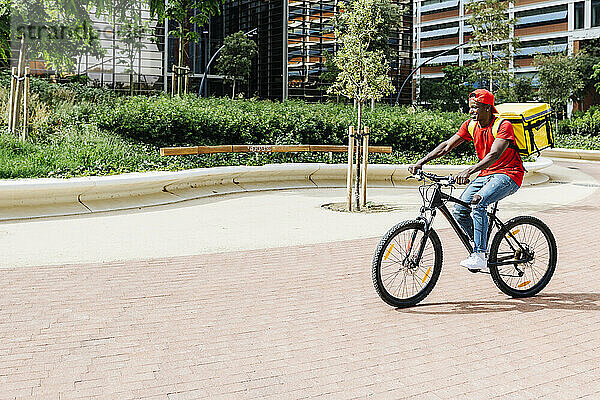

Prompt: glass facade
xmin=287 ymin=0 xmax=336 ymax=100
xmin=575 ymin=1 xmax=585 ymax=30
xmin=185 ymin=0 xmax=284 ymax=98
xmin=190 ymin=0 xmax=412 ymax=102
xmin=593 ymin=0 xmax=600 ymax=27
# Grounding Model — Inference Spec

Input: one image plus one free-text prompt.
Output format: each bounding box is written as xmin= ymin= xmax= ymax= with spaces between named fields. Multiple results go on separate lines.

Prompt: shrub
xmin=557 ymin=108 xmax=600 ymax=136
xmin=94 ymin=96 xmax=469 ymax=153
xmin=0 ymin=71 xmax=116 ymax=108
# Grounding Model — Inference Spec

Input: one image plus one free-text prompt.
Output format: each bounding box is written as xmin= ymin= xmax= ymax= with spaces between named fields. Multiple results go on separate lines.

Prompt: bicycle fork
xmin=405 ymin=211 xmax=437 ymax=267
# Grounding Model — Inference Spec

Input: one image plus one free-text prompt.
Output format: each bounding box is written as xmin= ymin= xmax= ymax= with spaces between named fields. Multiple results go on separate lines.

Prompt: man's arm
xmin=455 ymin=138 xmax=510 ymax=184
xmin=408 ymin=134 xmax=466 ymax=174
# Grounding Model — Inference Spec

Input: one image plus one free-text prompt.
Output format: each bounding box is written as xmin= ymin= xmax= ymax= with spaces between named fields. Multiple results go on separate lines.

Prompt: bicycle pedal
xmin=468 ymin=268 xmax=490 ymax=274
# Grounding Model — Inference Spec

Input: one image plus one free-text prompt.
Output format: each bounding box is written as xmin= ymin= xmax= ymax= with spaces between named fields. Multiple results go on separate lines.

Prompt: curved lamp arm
xmin=198 ymin=28 xmax=258 ymax=97
xmin=394 ymin=41 xmax=469 ymax=106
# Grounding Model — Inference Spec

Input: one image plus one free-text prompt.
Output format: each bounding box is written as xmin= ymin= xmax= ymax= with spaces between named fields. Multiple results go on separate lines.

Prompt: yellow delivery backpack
xmin=467 ymin=103 xmax=554 ymax=156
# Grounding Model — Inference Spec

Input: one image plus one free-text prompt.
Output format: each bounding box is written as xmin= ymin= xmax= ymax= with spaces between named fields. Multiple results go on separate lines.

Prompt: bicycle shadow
xmin=399 ymin=292 xmax=600 ymax=315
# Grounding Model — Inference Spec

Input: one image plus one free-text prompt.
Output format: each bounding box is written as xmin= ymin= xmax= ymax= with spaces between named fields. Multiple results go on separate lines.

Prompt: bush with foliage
xmin=0 ymin=71 xmax=116 ymax=106
xmin=0 ymin=124 xmax=479 ymax=179
xmin=94 ymin=95 xmax=468 ymax=153
xmin=418 ymin=66 xmax=473 ymax=112
xmin=556 ymin=107 xmax=600 ymax=136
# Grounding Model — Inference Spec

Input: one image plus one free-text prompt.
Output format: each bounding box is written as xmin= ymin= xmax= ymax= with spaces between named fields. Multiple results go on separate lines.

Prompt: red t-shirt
xmin=457 ymin=117 xmax=525 ymax=187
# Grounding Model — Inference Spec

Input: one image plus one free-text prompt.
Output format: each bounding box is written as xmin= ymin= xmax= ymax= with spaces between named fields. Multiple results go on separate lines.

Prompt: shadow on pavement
xmin=400 ymin=292 xmax=600 ymax=315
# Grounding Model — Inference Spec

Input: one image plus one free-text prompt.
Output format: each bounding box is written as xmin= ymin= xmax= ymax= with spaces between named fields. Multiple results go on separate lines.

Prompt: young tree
xmin=0 ymin=0 xmax=137 ymax=136
xmin=149 ymin=0 xmax=225 ymax=95
xmin=418 ymin=66 xmax=474 ymax=112
xmin=116 ymin=19 xmax=149 ymax=95
xmin=334 ymin=0 xmax=403 ymax=56
xmin=498 ymin=74 xmax=535 ymax=103
xmin=0 ymin=0 xmax=113 ymax=72
xmin=594 ymin=63 xmax=600 ymax=94
xmin=319 ymin=50 xmax=340 ymax=91
xmin=324 ymin=0 xmax=400 ymax=101
xmin=534 ymin=52 xmax=583 ymax=119
xmin=465 ymin=0 xmax=518 ymax=92
xmin=576 ymin=39 xmax=600 ymax=101
xmin=574 ymin=52 xmax=600 ymax=107
xmin=214 ymin=31 xmax=257 ymax=99
xmin=329 ymin=0 xmax=395 ymax=210
xmin=328 ymin=0 xmax=394 ymax=135
xmin=442 ymin=66 xmax=474 ymax=112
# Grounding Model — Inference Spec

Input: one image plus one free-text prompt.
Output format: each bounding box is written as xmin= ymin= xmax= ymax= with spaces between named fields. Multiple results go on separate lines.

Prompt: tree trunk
xmin=489 ymin=44 xmax=493 ymax=92
xmin=232 ymin=79 xmax=236 ymax=99
xmin=130 ymin=73 xmax=134 ymax=96
xmin=8 ymin=67 xmax=16 ymax=132
xmin=355 ymin=101 xmax=363 ymax=211
xmin=22 ymin=66 xmax=30 ymax=141
xmin=12 ymin=35 xmax=26 ymax=135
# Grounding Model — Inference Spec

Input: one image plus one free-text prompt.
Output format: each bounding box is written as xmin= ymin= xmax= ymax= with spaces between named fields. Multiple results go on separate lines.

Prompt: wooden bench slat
xmin=160 ymin=144 xmax=393 ymax=156
xmin=367 ymin=146 xmax=393 ymax=154
xmin=198 ymin=145 xmax=233 ymax=154
xmin=272 ymin=145 xmax=311 ymax=153
xmin=308 ymin=145 xmax=348 ymax=152
xmin=160 ymin=147 xmax=199 ymax=156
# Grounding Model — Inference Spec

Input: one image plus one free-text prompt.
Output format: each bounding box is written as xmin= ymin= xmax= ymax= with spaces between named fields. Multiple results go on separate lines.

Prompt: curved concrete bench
xmin=0 ymin=157 xmax=553 ymax=220
xmin=541 ymin=148 xmax=600 ymax=161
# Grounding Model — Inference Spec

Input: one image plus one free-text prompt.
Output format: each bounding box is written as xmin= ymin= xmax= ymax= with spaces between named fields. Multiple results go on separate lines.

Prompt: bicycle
xmin=372 ymin=170 xmax=557 ymax=308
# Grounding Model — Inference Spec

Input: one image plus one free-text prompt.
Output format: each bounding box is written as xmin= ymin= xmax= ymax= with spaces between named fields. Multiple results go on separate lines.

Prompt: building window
xmin=419 ymin=49 xmax=458 ymax=65
xmin=593 ymin=0 xmax=600 ymax=27
xmin=420 ymin=21 xmax=459 ymax=40
xmin=420 ymin=49 xmax=458 ymax=58
xmin=420 ymin=0 xmax=458 ymax=15
xmin=515 ymin=37 xmax=568 ymax=58
xmin=575 ymin=2 xmax=585 ymax=29
xmin=515 ymin=5 xmax=567 ymax=28
xmin=422 ymin=0 xmax=445 ymax=5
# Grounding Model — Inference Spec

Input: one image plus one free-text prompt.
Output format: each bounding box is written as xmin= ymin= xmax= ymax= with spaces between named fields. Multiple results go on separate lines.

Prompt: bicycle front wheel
xmin=372 ymin=220 xmax=443 ymax=308
xmin=489 ymin=216 xmax=557 ymax=298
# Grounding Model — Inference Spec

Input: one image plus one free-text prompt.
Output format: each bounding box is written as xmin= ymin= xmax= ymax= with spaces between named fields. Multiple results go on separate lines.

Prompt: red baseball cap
xmin=469 ymin=89 xmax=498 ymax=114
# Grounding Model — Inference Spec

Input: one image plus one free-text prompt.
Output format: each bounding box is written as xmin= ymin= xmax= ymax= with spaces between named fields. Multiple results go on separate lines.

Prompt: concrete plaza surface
xmin=1 ymin=159 xmax=600 ymax=399
xmin=0 ymin=160 xmax=595 ymax=269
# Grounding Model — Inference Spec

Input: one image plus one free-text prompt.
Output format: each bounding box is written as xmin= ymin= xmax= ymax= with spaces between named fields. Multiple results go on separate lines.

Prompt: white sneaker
xmin=460 ymin=252 xmax=489 ymax=273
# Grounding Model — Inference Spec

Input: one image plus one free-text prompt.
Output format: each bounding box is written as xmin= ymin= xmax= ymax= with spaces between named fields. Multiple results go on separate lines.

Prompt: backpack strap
xmin=491 ymin=118 xmax=504 ymax=137
xmin=468 ymin=118 xmax=503 ymax=138
xmin=493 ymin=118 xmax=521 ymax=153
xmin=471 ymin=117 xmax=520 ymax=152
xmin=467 ymin=119 xmax=476 ymax=138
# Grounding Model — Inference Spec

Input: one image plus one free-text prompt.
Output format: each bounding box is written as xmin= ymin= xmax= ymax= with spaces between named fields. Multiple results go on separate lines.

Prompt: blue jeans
xmin=452 ymin=173 xmax=519 ymax=253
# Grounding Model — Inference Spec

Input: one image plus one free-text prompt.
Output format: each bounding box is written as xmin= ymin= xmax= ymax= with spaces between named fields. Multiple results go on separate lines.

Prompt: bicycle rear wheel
xmin=488 ymin=216 xmax=557 ymax=298
xmin=372 ymin=220 xmax=443 ymax=308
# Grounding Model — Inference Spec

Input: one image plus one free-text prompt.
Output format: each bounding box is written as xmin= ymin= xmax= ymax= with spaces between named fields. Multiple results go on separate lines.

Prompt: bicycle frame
xmin=411 ymin=181 xmax=531 ymax=269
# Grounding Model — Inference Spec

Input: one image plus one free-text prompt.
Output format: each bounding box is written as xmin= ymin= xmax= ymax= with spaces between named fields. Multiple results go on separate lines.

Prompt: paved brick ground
xmin=2 ymin=160 xmax=600 ymax=399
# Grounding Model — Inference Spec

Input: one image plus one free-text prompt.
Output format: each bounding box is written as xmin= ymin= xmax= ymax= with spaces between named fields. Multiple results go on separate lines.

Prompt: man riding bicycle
xmin=408 ymin=89 xmax=524 ymax=273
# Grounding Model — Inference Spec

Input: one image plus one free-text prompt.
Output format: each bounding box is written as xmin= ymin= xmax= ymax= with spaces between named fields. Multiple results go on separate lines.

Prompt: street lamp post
xmin=394 ymin=41 xmax=469 ymax=106
xmin=198 ymin=28 xmax=258 ymax=97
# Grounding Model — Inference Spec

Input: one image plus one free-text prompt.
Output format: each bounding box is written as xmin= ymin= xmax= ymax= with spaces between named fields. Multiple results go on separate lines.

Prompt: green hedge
xmin=93 ymin=95 xmax=469 ymax=153
xmin=557 ymin=107 xmax=600 ymax=136
xmin=0 ymin=126 xmax=477 ymax=179
xmin=0 ymin=71 xmax=116 ymax=106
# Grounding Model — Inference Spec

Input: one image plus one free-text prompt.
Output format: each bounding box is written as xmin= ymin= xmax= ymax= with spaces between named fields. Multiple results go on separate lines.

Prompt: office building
xmin=197 ymin=0 xmax=414 ymax=102
xmin=414 ymin=0 xmax=600 ymax=105
xmin=16 ymin=0 xmax=413 ymax=102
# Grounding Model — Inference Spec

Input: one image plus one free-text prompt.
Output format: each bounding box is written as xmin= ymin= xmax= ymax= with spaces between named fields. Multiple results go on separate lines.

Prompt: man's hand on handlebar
xmin=408 ymin=163 xmax=423 ymax=175
xmin=455 ymin=168 xmax=473 ymax=185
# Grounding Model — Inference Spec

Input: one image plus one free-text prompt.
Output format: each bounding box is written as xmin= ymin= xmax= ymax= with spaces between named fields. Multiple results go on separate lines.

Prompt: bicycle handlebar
xmin=408 ymin=170 xmax=469 ymax=185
